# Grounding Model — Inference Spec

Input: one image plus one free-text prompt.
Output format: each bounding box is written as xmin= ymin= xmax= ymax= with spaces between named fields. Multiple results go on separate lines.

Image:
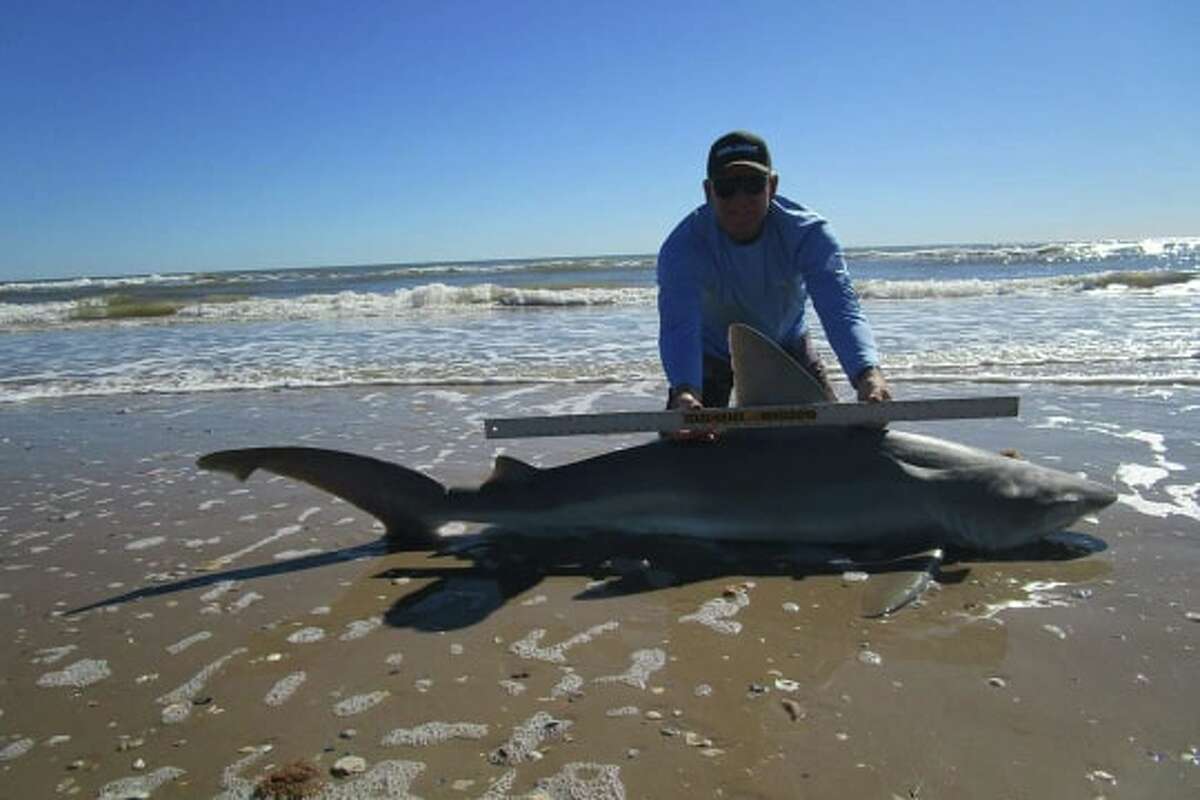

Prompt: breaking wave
xmin=3 ymin=270 xmax=1196 ymax=329
xmin=0 ymin=284 xmax=657 ymax=329
xmin=855 ymin=269 xmax=1198 ymax=300
xmin=847 ymin=236 xmax=1200 ymax=265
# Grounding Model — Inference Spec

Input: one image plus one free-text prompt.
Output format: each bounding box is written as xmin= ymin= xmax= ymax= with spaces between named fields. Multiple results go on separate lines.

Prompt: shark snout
xmin=938 ymin=462 xmax=1120 ymax=552
xmin=1064 ymin=481 xmax=1119 ymax=514
xmin=1056 ymin=479 xmax=1118 ymax=515
xmin=1034 ymin=474 xmax=1118 ymax=535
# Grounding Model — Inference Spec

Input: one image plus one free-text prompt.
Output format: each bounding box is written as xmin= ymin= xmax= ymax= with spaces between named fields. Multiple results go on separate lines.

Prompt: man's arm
xmin=656 ymin=234 xmax=705 ymax=394
xmin=658 ymin=233 xmax=719 ymax=440
xmin=803 ymin=250 xmax=892 ymax=402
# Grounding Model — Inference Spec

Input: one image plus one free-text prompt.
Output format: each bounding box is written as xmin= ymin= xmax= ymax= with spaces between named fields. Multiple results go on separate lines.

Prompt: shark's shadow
xmin=378 ymin=529 xmax=1109 ymax=632
xmin=67 ymin=528 xmax=1107 ymax=629
xmin=64 ymin=542 xmax=389 ymax=616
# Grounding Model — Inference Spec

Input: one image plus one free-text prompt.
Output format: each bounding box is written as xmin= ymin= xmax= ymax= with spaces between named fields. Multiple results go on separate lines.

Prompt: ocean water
xmin=1 ymin=238 xmax=1197 ymax=404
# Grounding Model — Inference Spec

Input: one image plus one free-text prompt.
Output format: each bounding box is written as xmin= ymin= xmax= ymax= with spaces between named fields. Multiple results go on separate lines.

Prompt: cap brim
xmin=715 ymin=160 xmax=772 ymax=175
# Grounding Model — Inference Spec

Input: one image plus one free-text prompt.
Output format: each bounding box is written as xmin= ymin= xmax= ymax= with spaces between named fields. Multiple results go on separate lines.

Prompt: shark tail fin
xmin=197 ymin=447 xmax=446 ymax=547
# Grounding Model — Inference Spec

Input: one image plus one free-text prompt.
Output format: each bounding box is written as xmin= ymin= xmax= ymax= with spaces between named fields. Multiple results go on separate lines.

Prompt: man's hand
xmin=854 ymin=367 xmax=893 ymax=403
xmin=668 ymin=388 xmax=703 ymax=411
xmin=665 ymin=388 xmax=718 ymax=442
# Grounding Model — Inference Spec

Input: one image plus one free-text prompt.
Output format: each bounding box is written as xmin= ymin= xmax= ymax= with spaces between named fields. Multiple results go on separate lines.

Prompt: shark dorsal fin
xmin=484 ymin=455 xmax=540 ymax=486
xmin=728 ymin=323 xmax=829 ymax=407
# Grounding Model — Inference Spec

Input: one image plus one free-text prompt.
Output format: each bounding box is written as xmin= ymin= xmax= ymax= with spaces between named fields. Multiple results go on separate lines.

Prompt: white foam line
xmin=488 ymin=386 xmax=544 ymax=404
xmin=203 ymin=525 xmax=302 ymax=569
xmin=1120 ymin=485 xmax=1200 ymax=521
xmin=125 ymin=535 xmax=166 ymax=551
xmin=226 ymin=592 xmax=263 ymax=612
xmin=165 ymin=631 xmax=212 ymax=655
xmin=31 ymin=645 xmax=78 ymax=665
xmin=273 ymin=548 xmax=323 ymax=561
xmin=340 ymin=616 xmax=383 ymax=641
xmin=489 ymin=712 xmax=572 ymax=766
xmin=315 ymin=760 xmax=425 ymax=798
xmin=381 ymin=721 xmax=489 ymax=746
xmin=416 ymin=389 xmax=470 ymax=404
xmin=509 ymin=621 xmax=620 ymax=663
xmin=478 ymin=769 xmax=518 ymax=800
xmin=527 ymin=386 xmax=620 ymax=417
xmin=158 ymin=650 xmax=247 ymax=704
xmin=37 ymin=659 xmax=112 ymax=688
xmin=542 ymin=670 xmax=581 ymax=700
xmin=287 ymin=627 xmax=326 ymax=644
xmin=0 ymin=738 xmax=34 ymax=762
xmin=264 ymin=671 xmax=307 ymax=707
xmin=1037 ymin=420 xmax=1185 ymax=471
xmin=679 ymin=588 xmax=752 ymax=635
xmin=200 ymin=580 xmax=238 ymax=602
xmin=212 ymin=746 xmax=272 ymax=800
xmin=537 ymin=763 xmax=626 ymax=798
xmin=970 ymin=580 xmax=1081 ymax=619
xmin=333 ymin=690 xmax=390 ymax=717
xmin=97 ymin=767 xmax=186 ymax=800
xmin=1116 ymin=463 xmax=1169 ymax=489
xmin=593 ymin=649 xmax=667 ymax=690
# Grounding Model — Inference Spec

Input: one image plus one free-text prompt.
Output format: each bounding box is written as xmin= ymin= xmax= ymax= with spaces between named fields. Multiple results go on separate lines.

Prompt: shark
xmin=197 ymin=324 xmax=1117 ymax=613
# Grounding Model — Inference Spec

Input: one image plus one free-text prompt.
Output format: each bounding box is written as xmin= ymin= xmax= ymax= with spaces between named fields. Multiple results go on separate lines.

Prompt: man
xmin=657 ymin=130 xmax=891 ymax=424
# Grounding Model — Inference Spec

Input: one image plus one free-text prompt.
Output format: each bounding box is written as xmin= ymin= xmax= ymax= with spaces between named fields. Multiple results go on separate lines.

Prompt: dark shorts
xmin=669 ymin=331 xmax=838 ymax=408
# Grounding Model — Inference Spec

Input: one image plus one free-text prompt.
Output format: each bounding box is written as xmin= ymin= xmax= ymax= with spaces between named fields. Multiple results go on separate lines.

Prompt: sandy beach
xmin=1 ymin=383 xmax=1197 ymax=799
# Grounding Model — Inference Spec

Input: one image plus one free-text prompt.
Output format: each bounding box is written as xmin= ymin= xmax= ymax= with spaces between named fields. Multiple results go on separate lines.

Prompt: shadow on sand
xmin=68 ymin=528 xmax=1108 ymax=631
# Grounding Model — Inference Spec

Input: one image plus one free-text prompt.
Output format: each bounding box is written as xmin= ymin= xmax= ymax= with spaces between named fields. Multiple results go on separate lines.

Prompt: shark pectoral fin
xmin=197 ymin=447 xmax=446 ymax=546
xmin=483 ymin=455 xmax=541 ymax=486
xmin=860 ymin=547 xmax=944 ymax=618
xmin=727 ymin=323 xmax=829 ymax=407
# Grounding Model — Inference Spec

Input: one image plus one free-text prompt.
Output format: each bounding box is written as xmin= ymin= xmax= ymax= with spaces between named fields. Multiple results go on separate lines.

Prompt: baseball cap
xmin=707 ymin=131 xmax=772 ymax=178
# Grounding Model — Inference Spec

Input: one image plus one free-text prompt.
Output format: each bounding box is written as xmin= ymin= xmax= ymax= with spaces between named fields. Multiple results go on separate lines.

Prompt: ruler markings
xmin=483 ymin=396 xmax=1019 ymax=439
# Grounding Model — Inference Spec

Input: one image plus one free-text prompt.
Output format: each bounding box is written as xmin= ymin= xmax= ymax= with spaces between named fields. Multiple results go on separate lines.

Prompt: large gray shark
xmin=198 ymin=325 xmax=1117 ymax=560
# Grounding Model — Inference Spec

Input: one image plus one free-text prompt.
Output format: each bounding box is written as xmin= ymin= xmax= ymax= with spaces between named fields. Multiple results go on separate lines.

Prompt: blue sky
xmin=2 ymin=1 xmax=1197 ymax=281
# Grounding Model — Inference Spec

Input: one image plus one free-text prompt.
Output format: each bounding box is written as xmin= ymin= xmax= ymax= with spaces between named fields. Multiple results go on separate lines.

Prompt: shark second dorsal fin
xmin=728 ymin=323 xmax=829 ymax=407
xmin=484 ymin=455 xmax=540 ymax=486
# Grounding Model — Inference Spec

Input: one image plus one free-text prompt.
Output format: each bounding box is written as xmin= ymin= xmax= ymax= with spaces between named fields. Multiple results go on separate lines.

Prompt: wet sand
xmin=1 ymin=384 xmax=1197 ymax=798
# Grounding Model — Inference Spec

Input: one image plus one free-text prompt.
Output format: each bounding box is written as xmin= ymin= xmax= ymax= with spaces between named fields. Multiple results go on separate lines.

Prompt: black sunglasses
xmin=711 ymin=173 xmax=769 ymax=199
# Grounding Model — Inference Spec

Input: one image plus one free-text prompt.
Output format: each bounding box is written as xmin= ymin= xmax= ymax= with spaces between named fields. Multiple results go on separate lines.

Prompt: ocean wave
xmin=0 ymin=256 xmax=656 ymax=297
xmin=0 ymin=283 xmax=658 ymax=328
xmin=856 ymin=269 xmax=1199 ymax=300
xmin=0 ymin=372 xmax=650 ymax=404
xmin=3 ymin=270 xmax=1196 ymax=329
xmin=0 ymin=272 xmax=200 ymax=294
xmin=5 ymin=366 xmax=1197 ymax=404
xmin=847 ymin=236 xmax=1200 ymax=265
xmin=886 ymin=350 xmax=1197 ymax=371
xmin=896 ymin=373 xmax=1200 ymax=387
xmin=181 ymin=284 xmax=656 ymax=321
xmin=6 ymin=238 xmax=1196 ymax=299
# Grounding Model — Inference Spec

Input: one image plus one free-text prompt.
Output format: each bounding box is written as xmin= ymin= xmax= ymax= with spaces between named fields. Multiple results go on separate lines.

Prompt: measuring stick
xmin=483 ymin=396 xmax=1019 ymax=439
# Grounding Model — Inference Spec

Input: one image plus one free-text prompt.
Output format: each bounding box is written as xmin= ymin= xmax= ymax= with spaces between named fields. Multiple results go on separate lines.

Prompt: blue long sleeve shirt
xmin=656 ymin=195 xmax=879 ymax=392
